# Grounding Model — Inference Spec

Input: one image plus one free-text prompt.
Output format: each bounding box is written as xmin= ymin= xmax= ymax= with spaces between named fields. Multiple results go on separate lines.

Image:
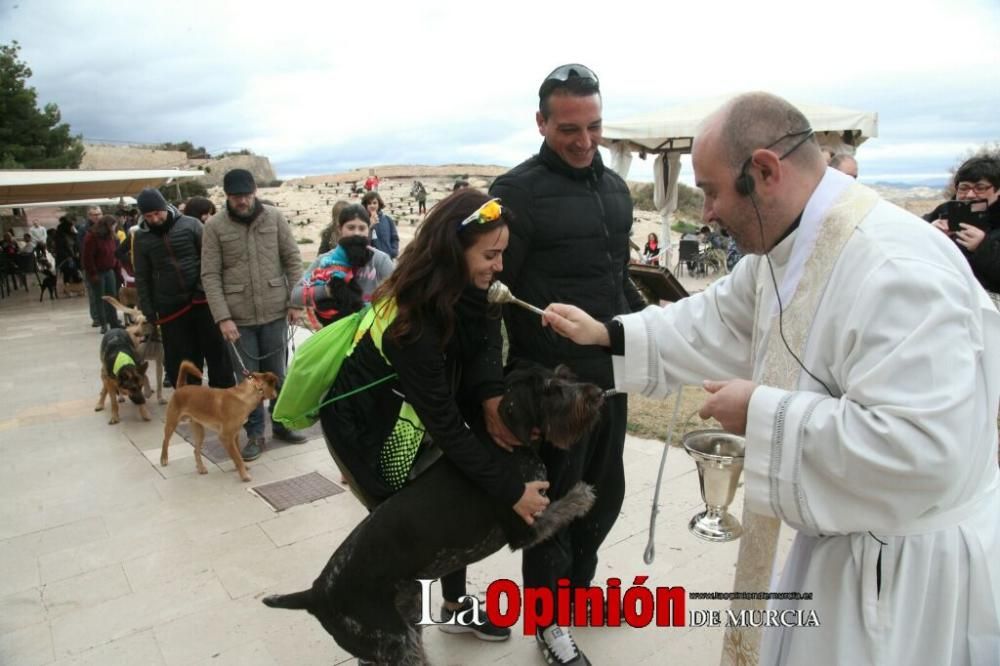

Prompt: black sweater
xmin=489 ymin=142 xmax=645 ymax=388
xmin=319 ymin=289 xmax=522 ymax=506
xmin=133 ymin=208 xmax=206 ymax=321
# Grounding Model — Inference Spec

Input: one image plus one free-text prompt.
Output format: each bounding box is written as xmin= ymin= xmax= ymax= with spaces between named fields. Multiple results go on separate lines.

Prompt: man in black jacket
xmin=133 ymin=188 xmax=234 ymax=389
xmin=924 ymin=155 xmax=1000 ymax=306
xmin=487 ymin=63 xmax=646 ymax=666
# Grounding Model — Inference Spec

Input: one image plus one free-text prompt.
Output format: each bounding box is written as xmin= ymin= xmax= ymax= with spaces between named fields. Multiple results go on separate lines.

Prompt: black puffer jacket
xmin=319 ymin=289 xmax=521 ymax=506
xmin=134 ymin=207 xmax=206 ymax=322
xmin=489 ymin=142 xmax=645 ymax=388
xmin=924 ymin=198 xmax=1000 ymax=293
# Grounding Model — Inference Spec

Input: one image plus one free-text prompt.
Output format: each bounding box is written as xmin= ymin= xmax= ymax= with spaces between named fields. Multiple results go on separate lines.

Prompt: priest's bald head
xmin=693 ymin=92 xmax=827 ymax=254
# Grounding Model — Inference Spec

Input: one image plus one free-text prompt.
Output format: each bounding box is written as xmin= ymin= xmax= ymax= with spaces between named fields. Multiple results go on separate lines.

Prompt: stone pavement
xmin=0 ymin=288 xmax=793 ymax=665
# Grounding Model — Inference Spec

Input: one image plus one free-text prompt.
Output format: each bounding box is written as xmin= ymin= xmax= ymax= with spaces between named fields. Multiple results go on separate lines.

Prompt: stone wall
xmin=199 ymin=155 xmax=277 ymax=188
xmin=78 ymin=143 xmax=277 ymax=189
xmin=80 ymin=143 xmax=188 ymax=170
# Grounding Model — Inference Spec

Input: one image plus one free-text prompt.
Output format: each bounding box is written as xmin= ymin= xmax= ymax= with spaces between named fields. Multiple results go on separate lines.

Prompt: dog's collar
xmin=242 ymin=370 xmax=264 ymax=394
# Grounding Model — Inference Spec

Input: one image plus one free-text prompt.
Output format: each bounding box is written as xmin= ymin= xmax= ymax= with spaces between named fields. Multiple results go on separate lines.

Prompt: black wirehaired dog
xmin=262 ymin=364 xmax=605 ymax=665
xmin=38 ymin=268 xmax=58 ymax=301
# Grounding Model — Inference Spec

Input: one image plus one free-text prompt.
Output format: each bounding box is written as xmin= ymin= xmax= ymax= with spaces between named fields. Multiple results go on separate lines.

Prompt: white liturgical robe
xmin=613 ymin=170 xmax=1000 ymax=665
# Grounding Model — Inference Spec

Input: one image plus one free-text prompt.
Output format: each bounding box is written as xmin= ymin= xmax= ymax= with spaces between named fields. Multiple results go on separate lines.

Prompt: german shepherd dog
xmin=95 ymin=328 xmax=150 ymax=424
xmin=262 ymin=364 xmax=605 ymax=665
xmin=102 ymin=296 xmax=166 ymax=404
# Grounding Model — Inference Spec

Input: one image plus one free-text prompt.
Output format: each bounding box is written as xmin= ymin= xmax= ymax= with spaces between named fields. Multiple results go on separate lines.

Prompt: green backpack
xmin=272 ymin=305 xmax=396 ymax=430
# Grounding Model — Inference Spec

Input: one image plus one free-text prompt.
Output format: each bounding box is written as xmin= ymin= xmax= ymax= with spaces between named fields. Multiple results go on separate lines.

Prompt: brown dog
xmin=102 ymin=296 xmax=166 ymax=404
xmin=95 ymin=328 xmax=151 ymax=424
xmin=160 ymin=360 xmax=278 ymax=482
xmin=63 ymin=280 xmax=85 ymax=297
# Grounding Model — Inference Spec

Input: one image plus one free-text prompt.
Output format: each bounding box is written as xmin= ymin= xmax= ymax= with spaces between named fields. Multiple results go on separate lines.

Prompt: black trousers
xmin=160 ymin=302 xmax=235 ymax=389
xmin=522 ymin=392 xmax=627 ymax=618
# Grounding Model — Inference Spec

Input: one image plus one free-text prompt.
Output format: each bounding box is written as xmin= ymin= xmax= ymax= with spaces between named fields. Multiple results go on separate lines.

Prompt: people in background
xmin=362 ymin=191 xmax=399 ymax=259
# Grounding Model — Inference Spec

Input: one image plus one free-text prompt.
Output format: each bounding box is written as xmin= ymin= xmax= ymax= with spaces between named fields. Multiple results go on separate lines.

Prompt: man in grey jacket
xmin=201 ymin=169 xmax=306 ymax=461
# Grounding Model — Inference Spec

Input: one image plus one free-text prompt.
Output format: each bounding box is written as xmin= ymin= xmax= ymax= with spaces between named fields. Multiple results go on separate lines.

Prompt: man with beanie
xmin=201 ymin=169 xmax=306 ymax=461
xmin=133 ymin=188 xmax=234 ymax=391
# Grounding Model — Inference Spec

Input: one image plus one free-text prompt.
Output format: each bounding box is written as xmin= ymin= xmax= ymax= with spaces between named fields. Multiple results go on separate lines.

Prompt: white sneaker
xmin=536 ymin=625 xmax=590 ymax=665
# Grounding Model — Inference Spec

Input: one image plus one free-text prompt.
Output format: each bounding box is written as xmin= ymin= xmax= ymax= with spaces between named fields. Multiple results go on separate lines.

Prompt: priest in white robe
xmin=542 ymin=92 xmax=1000 ymax=666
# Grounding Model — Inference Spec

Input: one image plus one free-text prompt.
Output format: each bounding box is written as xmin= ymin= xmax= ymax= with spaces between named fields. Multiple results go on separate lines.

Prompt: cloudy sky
xmin=2 ymin=0 xmax=998 ymax=186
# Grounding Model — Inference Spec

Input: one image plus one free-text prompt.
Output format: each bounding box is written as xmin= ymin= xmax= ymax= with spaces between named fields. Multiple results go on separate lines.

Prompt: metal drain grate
xmin=252 ymin=472 xmax=344 ymax=511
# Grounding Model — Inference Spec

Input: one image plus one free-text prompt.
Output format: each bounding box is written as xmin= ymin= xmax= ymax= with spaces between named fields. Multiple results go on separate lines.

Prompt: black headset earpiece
xmin=735 ymin=159 xmax=755 ymax=197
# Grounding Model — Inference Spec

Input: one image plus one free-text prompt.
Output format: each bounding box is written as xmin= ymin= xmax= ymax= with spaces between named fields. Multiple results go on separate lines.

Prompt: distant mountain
xmin=869 ymin=177 xmax=948 ymax=190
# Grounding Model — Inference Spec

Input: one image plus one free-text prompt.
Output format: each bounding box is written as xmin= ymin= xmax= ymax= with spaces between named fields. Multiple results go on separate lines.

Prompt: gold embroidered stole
xmin=720 ymin=183 xmax=879 ymax=666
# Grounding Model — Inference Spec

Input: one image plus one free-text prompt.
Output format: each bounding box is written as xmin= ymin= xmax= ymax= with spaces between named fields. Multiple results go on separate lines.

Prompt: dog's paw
xmin=158 ymin=397 xmax=167 ymax=405
xmin=160 ymin=456 xmax=168 ymax=467
xmin=118 ymin=396 xmax=125 ymax=403
xmin=108 ymin=417 xmax=120 ymax=425
xmin=94 ymin=404 xmax=104 ymax=412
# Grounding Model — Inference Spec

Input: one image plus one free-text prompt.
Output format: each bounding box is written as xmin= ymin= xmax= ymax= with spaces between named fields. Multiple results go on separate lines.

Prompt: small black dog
xmin=262 ymin=364 xmax=605 ymax=665
xmin=39 ymin=268 xmax=58 ymax=301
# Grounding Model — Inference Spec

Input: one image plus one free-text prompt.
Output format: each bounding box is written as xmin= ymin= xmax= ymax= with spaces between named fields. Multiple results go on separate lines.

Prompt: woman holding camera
xmin=925 ymin=155 xmax=1000 ymax=302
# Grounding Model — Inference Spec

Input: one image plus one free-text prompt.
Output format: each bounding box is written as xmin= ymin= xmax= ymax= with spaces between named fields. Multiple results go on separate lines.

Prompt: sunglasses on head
xmin=538 ymin=63 xmax=600 ymax=97
xmin=458 ymin=198 xmax=503 ymax=229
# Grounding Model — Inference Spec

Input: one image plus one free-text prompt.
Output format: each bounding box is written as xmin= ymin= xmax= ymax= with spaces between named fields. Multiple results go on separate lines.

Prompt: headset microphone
xmin=739 ymin=128 xmax=834 ymax=397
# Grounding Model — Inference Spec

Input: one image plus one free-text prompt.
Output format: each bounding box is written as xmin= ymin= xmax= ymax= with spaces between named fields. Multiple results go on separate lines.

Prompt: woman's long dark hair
xmin=372 ymin=188 xmax=507 ymax=346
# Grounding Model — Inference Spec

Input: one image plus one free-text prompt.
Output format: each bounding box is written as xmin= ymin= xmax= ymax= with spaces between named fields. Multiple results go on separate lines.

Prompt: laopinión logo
xmin=416 ymin=578 xmax=819 ymax=635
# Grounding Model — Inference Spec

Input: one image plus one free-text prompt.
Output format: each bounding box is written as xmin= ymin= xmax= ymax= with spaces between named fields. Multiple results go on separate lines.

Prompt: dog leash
xmin=227 ymin=339 xmax=265 ymax=394
xmin=231 ymin=323 xmax=300 ymax=362
xmin=642 ymin=387 xmax=685 ymax=565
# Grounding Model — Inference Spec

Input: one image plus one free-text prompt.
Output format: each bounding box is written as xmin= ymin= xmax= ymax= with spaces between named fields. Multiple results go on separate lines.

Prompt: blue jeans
xmin=93 ymin=270 xmax=118 ymax=328
xmin=228 ymin=318 xmax=288 ymax=438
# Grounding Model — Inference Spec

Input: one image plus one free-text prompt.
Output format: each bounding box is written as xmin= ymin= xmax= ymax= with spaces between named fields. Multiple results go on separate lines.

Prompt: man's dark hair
xmin=955 ymin=156 xmax=1000 ymax=189
xmin=184 ymin=196 xmax=216 ymax=220
xmin=538 ymin=68 xmax=601 ymax=120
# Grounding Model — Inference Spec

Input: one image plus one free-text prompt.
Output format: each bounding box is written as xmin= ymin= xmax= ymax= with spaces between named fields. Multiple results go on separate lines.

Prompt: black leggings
xmin=160 ymin=303 xmax=235 ymax=388
xmin=521 ymin=393 xmax=627 ymax=616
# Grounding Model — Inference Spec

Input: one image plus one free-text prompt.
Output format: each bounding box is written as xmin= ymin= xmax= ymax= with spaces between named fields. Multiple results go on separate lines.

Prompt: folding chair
xmin=674 ymin=239 xmax=701 ymax=277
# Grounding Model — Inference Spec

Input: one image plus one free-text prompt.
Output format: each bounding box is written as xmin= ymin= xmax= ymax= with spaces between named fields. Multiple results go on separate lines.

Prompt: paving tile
xmin=123 ymin=524 xmax=272 ymax=592
xmin=37 ymin=520 xmax=193 ymax=586
xmin=195 ymin=639 xmax=278 ymax=666
xmin=49 ymin=570 xmax=229 ymax=657
xmin=154 ymin=596 xmax=298 ymax=665
xmin=41 ymin=563 xmax=132 ymax=619
xmin=259 ymin=612 xmax=354 ymax=666
xmin=49 ymin=629 xmax=165 ymax=666
xmin=0 ymin=620 xmax=54 ymax=666
xmin=0 ymin=587 xmax=45 ymax=635
xmin=0 ymin=540 xmax=41 ymax=597
xmin=256 ymin=493 xmax=366 ymax=547
xmin=214 ymin=530 xmax=342 ymax=600
xmin=1 ymin=517 xmax=108 ymax=560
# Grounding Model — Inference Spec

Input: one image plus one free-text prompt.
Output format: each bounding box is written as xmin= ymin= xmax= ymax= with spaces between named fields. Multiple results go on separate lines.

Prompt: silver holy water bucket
xmin=682 ymin=429 xmax=745 ymax=542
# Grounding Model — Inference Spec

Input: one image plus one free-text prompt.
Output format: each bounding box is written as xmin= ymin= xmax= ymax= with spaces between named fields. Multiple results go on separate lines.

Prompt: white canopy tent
xmin=5 ymin=196 xmax=137 ymax=210
xmin=601 ymin=97 xmax=878 ymax=253
xmin=0 ymin=169 xmax=205 ymax=207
